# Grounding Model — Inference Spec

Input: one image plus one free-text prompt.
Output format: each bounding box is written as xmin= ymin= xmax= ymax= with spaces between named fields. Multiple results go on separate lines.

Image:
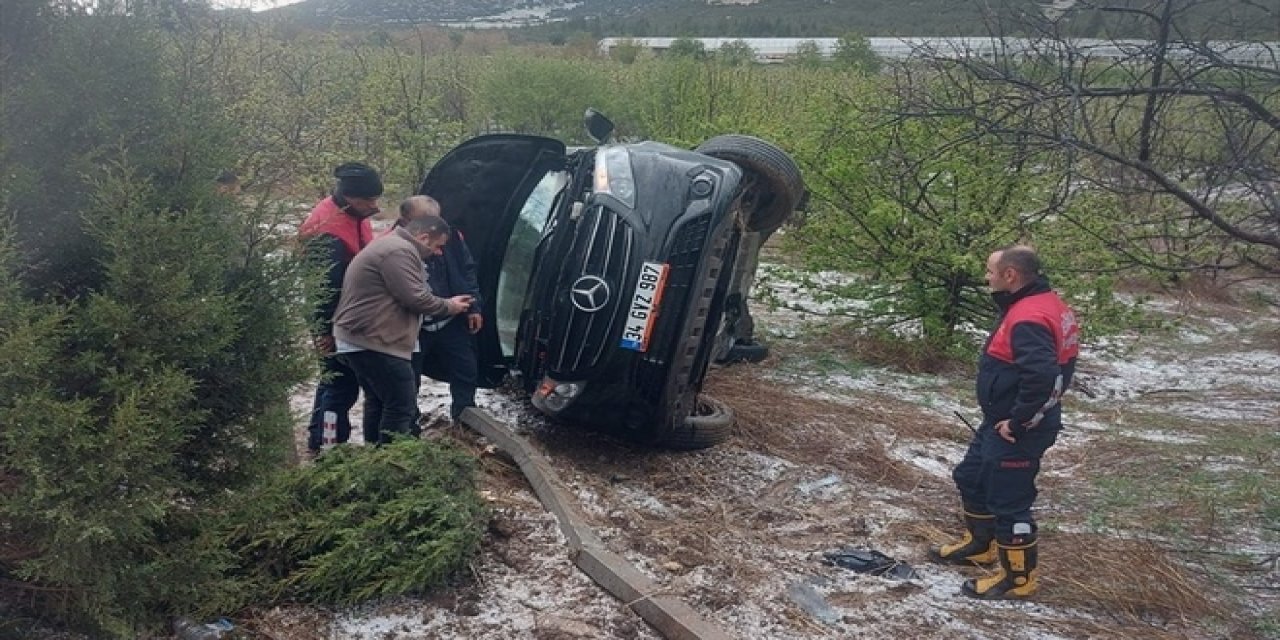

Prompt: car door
xmin=417 ymin=134 xmax=568 ymax=387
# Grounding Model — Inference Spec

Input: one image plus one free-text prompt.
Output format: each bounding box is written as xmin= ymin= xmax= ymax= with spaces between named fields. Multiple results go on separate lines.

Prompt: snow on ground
xmin=277 ymin=268 xmax=1277 ymax=639
xmin=328 ymin=496 xmax=657 ymax=640
xmin=885 ymin=439 xmax=964 ymax=479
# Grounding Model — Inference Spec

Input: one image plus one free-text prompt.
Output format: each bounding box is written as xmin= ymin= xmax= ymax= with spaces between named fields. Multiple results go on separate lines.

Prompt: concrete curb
xmin=460 ymin=408 xmax=735 ymax=640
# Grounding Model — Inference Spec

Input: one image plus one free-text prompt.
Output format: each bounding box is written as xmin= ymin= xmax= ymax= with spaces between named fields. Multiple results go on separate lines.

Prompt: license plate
xmin=619 ymin=261 xmax=669 ymax=352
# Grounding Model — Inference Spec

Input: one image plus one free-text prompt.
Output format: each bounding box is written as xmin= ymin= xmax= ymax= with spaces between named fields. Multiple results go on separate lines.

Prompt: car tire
xmin=661 ymin=394 xmax=735 ymax=450
xmin=695 ymin=134 xmax=804 ymax=234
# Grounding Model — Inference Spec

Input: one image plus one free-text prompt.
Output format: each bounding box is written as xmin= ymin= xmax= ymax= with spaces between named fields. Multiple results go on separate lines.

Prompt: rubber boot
xmin=929 ymin=511 xmax=997 ymax=565
xmin=961 ymin=537 xmax=1039 ymax=600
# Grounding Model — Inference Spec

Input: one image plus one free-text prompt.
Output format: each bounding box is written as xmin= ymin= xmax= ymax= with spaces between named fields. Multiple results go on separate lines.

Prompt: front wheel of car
xmin=695 ymin=134 xmax=804 ymax=234
xmin=661 ymin=394 xmax=735 ymax=450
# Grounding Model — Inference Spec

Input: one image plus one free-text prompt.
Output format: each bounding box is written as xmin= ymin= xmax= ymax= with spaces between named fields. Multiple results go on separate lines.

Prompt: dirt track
xmin=273 ymin=278 xmax=1278 ymax=640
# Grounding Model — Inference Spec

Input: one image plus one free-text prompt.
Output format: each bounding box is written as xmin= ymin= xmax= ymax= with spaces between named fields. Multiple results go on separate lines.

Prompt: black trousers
xmin=412 ymin=317 xmax=479 ymax=420
xmin=339 ymin=350 xmax=417 ymax=445
xmin=307 ymin=353 xmax=359 ymax=451
xmin=951 ymin=417 xmax=1061 ymax=540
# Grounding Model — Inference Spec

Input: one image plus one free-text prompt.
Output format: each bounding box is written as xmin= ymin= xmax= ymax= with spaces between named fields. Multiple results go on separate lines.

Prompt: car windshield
xmin=496 ymin=170 xmax=570 ymax=357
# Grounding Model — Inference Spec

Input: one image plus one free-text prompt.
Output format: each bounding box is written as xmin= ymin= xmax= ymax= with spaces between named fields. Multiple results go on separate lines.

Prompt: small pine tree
xmin=0 ymin=162 xmax=314 ymax=636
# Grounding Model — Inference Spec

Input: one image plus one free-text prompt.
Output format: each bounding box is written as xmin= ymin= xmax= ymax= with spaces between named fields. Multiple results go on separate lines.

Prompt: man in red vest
xmin=930 ymin=245 xmax=1080 ymax=600
xmin=298 ymin=162 xmax=383 ymax=456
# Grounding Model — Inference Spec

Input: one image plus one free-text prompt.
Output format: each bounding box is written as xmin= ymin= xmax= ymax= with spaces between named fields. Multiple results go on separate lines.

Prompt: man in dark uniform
xmin=395 ymin=195 xmax=483 ymax=423
xmin=930 ymin=245 xmax=1080 ymax=600
xmin=298 ymin=162 xmax=383 ymax=455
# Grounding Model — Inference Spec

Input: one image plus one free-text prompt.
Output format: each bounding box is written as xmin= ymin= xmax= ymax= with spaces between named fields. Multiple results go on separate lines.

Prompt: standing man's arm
xmin=308 ymin=234 xmax=353 ymax=352
xmin=1008 ymin=322 xmax=1062 ymax=432
xmin=384 ymin=247 xmax=465 ymax=318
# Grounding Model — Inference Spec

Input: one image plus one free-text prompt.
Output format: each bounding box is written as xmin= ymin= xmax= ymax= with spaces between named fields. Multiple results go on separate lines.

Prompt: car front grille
xmin=634 ymin=212 xmax=714 ymax=403
xmin=550 ymin=205 xmax=634 ymax=373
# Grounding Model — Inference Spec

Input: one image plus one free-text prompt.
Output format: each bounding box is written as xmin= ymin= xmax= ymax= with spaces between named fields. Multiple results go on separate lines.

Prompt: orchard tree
xmin=785 ymin=81 xmax=1073 ymax=349
xmin=667 ymin=37 xmax=708 ymax=60
xmin=904 ymin=0 xmax=1279 ymax=277
xmin=834 ymin=32 xmax=882 ymax=74
xmin=474 ymin=53 xmax=619 ymax=141
xmin=347 ymin=27 xmax=469 ymax=188
xmin=793 ymin=39 xmax=827 ymax=69
xmin=718 ymin=39 xmax=757 ymax=66
xmin=609 ymin=37 xmax=644 ymax=64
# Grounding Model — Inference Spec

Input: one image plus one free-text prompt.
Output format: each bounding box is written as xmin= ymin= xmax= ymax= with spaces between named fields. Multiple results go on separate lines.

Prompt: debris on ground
xmin=822 ymin=548 xmax=920 ymax=580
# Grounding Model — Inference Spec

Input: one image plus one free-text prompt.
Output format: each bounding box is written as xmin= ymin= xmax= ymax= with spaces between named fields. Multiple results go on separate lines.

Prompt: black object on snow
xmin=823 ymin=548 xmax=919 ymax=580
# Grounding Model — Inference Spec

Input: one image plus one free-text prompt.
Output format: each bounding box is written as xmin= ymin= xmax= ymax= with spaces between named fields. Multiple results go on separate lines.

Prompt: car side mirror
xmin=584 ymin=108 xmax=615 ymax=144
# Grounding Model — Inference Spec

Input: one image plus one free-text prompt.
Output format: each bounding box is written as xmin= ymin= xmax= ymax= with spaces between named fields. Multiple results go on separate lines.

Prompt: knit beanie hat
xmin=333 ymin=162 xmax=383 ymax=198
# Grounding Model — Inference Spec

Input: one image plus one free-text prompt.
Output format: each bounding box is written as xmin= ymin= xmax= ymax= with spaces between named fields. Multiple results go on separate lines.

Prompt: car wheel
xmin=695 ymin=134 xmax=804 ymax=234
xmin=661 ymin=394 xmax=735 ymax=450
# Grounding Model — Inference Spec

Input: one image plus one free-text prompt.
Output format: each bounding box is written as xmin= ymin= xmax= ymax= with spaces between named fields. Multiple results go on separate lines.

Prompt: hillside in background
xmin=260 ymin=0 xmax=1279 ymax=38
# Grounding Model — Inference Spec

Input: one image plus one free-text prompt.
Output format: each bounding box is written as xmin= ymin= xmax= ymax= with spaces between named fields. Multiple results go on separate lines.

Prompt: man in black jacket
xmin=930 ymin=245 xmax=1080 ymax=600
xmin=396 ymin=195 xmax=484 ymax=423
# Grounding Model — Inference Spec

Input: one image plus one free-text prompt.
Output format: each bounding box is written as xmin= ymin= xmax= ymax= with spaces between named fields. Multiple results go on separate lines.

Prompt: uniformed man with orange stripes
xmin=930 ymin=245 xmax=1080 ymax=600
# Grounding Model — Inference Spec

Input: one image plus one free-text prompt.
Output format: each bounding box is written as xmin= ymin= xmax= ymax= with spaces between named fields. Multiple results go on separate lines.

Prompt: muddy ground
xmin=264 ymin=272 xmax=1279 ymax=640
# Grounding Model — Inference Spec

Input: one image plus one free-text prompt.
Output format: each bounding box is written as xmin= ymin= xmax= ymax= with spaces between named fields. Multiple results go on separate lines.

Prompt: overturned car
xmin=419 ymin=110 xmax=804 ymax=448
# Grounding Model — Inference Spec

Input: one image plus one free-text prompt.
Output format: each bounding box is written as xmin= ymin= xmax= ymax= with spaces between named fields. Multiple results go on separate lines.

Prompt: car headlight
xmin=593 ymin=146 xmax=636 ymax=209
xmin=533 ymin=377 xmax=586 ymax=413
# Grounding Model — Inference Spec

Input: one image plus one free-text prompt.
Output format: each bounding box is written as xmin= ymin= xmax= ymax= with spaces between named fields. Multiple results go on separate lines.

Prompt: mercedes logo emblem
xmin=570 ymin=276 xmax=610 ymax=313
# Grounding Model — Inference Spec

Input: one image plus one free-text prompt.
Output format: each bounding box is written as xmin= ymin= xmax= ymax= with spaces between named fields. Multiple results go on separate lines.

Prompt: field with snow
xmin=265 ymin=265 xmax=1278 ymax=640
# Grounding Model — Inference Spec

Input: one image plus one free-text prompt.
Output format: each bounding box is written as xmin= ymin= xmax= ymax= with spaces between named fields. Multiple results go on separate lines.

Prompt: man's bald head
xmin=985 ymin=244 xmax=1041 ymax=293
xmin=995 ymin=245 xmax=1041 ymax=280
xmin=399 ymin=195 xmax=442 ymax=222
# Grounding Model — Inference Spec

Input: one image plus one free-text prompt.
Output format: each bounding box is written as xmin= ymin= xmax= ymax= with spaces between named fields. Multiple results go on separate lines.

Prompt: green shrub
xmin=206 ymin=438 xmax=488 ymax=611
xmin=0 ymin=9 xmax=312 ymax=635
xmin=0 ymin=163 xmax=313 ymax=637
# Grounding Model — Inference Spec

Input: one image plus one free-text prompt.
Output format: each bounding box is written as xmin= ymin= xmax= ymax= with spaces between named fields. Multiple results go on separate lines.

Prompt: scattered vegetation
xmin=205 ymin=438 xmax=488 ymax=612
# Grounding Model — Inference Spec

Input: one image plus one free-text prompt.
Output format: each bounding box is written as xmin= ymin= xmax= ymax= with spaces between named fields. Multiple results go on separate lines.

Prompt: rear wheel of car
xmin=695 ymin=135 xmax=804 ymax=234
xmin=661 ymin=394 xmax=735 ymax=450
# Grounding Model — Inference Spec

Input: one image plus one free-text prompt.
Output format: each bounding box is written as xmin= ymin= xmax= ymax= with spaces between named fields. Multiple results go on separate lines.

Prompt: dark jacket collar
xmin=991 ymin=275 xmax=1053 ymax=311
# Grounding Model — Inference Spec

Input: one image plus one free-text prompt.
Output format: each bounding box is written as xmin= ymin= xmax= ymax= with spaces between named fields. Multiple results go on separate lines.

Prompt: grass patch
xmin=1044 ymin=534 xmax=1232 ymax=629
xmin=822 ymin=326 xmax=971 ymax=375
xmin=774 ymin=321 xmax=972 ymax=377
xmin=1078 ymin=428 xmax=1277 ymax=541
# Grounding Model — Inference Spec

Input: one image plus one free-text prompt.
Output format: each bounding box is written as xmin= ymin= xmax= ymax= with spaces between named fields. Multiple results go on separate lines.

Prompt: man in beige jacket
xmin=332 ymin=215 xmax=472 ymax=445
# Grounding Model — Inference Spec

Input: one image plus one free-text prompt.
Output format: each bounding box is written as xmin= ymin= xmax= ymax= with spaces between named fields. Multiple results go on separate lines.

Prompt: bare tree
xmin=897 ymin=0 xmax=1278 ymax=277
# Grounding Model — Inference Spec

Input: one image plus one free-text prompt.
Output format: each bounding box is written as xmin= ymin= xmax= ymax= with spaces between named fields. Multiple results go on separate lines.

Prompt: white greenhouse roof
xmin=597 ymin=37 xmax=1279 ymax=67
